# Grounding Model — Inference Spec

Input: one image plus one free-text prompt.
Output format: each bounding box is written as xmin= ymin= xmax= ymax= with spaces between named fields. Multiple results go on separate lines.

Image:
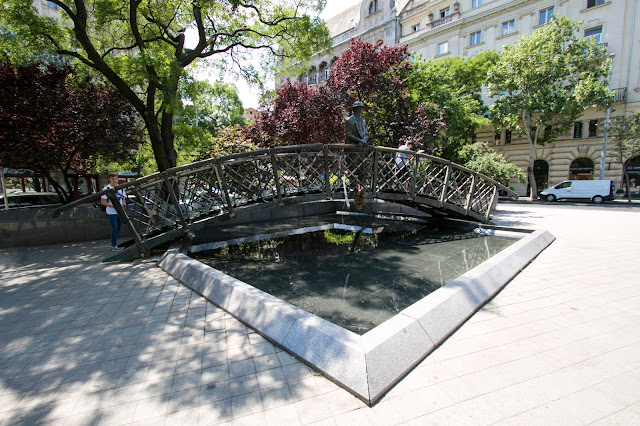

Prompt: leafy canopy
xmin=458 ymin=142 xmax=526 ymax=185
xmin=410 ymin=51 xmax=498 ymax=160
xmin=0 ymin=60 xmax=143 ymax=202
xmin=487 ymin=16 xmax=611 ymax=145
xmin=0 ymin=0 xmax=330 ymax=171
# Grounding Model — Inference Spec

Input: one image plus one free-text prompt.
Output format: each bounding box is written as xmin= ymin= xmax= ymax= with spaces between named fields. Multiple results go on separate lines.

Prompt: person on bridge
xmin=395 ymin=141 xmax=423 ymax=191
xmin=344 ymin=101 xmax=369 ymax=146
xmin=101 ymin=172 xmax=127 ymax=251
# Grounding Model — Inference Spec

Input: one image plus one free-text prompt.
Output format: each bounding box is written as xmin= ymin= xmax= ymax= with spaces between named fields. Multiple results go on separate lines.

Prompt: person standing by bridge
xmin=344 ymin=101 xmax=369 ymax=186
xmin=101 ymin=172 xmax=127 ymax=251
xmin=344 ymin=101 xmax=369 ymax=146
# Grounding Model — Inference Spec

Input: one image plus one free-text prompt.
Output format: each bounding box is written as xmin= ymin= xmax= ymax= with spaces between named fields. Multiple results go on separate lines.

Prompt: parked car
xmin=0 ymin=192 xmax=62 ymax=210
xmin=540 ymin=180 xmax=615 ymax=204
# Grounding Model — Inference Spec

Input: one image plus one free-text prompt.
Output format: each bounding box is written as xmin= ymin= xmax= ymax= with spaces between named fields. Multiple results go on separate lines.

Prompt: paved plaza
xmin=1 ymin=202 xmax=639 ymax=425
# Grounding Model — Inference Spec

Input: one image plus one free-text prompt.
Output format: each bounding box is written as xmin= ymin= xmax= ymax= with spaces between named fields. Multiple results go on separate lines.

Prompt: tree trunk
xmin=624 ymin=168 xmax=632 ymax=202
xmin=527 ymin=131 xmax=539 ymax=200
xmin=144 ymin=109 xmax=176 ymax=172
xmin=45 ymin=171 xmax=71 ymax=203
xmin=529 ymin=144 xmax=538 ymax=200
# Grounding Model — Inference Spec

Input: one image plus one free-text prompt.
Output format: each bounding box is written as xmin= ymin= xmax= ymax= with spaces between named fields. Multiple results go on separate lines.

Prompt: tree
xmin=246 ymin=40 xmax=445 ymax=149
xmin=487 ymin=16 xmax=611 ymax=199
xmin=608 ymin=110 xmax=640 ymax=202
xmin=0 ymin=61 xmax=143 ymax=202
xmin=174 ymin=78 xmax=245 ymax=162
xmin=1 ymin=0 xmax=330 ymax=171
xmin=328 ymin=39 xmax=444 ymax=149
xmin=197 ymin=125 xmax=259 ymax=160
xmin=246 ymin=80 xmax=345 ymax=146
xmin=457 ymin=142 xmax=526 ymax=186
xmin=410 ymin=51 xmax=499 ymax=160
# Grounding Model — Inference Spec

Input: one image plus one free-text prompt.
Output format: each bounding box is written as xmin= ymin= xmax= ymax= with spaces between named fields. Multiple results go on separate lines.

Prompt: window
xmin=588 ymin=119 xmax=598 ymax=137
xmin=555 ymin=181 xmax=572 ymax=189
xmin=495 ymin=130 xmax=501 ymax=145
xmin=502 ymin=20 xmax=515 ymax=36
xmin=584 ymin=26 xmax=602 ymax=44
xmin=505 ymin=130 xmax=512 ymax=144
xmin=437 ymin=41 xmax=449 ymax=55
xmin=412 ymin=24 xmax=421 ymax=32
xmin=573 ymin=122 xmax=583 ymax=139
xmin=539 ymin=7 xmax=554 ymax=25
xmin=46 ymin=1 xmax=59 ymax=9
xmin=470 ymin=31 xmax=481 ymax=46
xmin=440 ymin=8 xmax=451 ymax=18
xmin=570 ymin=157 xmax=595 ymax=179
xmin=587 ymin=0 xmax=605 ymax=8
xmin=545 ymin=125 xmax=552 ymax=136
xmin=369 ymin=0 xmax=379 ymax=15
xmin=471 ymin=0 xmax=482 ymax=9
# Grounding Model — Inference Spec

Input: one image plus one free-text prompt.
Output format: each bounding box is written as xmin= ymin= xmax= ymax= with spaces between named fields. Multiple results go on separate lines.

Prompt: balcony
xmin=431 ymin=15 xmax=452 ymax=28
xmin=612 ymin=87 xmax=627 ymax=103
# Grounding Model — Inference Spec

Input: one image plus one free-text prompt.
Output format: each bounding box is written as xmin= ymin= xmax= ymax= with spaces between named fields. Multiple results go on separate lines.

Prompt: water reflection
xmin=190 ymin=226 xmax=515 ymax=335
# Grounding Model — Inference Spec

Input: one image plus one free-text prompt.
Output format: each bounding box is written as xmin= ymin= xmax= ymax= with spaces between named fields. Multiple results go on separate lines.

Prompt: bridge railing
xmin=52 ymin=144 xmax=516 ymax=255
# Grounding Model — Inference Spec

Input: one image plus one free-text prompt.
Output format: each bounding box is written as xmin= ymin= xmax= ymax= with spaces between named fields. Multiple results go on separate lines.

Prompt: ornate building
xmin=285 ymin=0 xmax=640 ymax=195
xmin=398 ymin=0 xmax=639 ymax=195
xmin=277 ymin=1 xmax=402 ymax=87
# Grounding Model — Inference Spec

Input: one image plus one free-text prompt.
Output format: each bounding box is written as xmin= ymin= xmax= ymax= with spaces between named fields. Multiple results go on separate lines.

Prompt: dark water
xmin=190 ymin=225 xmax=516 ymax=334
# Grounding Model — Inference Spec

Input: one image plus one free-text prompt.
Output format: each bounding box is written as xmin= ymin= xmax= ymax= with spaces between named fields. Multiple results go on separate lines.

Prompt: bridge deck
xmin=53 ymin=144 xmax=516 ymax=260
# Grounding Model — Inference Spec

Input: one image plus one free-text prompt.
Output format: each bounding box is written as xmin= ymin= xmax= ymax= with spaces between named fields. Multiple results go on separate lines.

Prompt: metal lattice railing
xmin=52 ymin=144 xmax=516 ymax=257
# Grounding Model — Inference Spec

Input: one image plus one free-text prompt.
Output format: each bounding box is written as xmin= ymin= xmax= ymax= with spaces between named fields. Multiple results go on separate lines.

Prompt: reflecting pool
xmin=190 ymin=224 xmax=516 ymax=334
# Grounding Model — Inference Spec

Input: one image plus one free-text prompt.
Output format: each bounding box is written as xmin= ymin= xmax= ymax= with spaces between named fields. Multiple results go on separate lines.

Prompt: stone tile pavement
xmin=1 ymin=202 xmax=639 ymax=425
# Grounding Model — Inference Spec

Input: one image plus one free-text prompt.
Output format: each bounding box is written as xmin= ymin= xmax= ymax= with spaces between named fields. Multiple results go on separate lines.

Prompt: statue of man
xmin=344 ymin=101 xmax=369 ymax=146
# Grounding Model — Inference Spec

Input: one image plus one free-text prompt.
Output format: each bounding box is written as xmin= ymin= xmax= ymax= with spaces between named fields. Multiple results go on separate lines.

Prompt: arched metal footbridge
xmin=53 ymin=144 xmax=516 ymax=260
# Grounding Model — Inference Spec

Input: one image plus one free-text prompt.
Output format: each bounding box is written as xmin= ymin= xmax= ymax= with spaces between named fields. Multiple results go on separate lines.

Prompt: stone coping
xmin=158 ymin=224 xmax=555 ymax=405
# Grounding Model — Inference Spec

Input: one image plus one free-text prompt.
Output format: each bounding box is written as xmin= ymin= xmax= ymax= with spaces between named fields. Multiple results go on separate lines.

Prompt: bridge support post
xmin=161 ymin=173 xmax=188 ymax=229
xmin=409 ymin=155 xmax=418 ymax=200
xmin=215 ymin=161 xmax=235 ymax=217
xmin=107 ymin=190 xmax=146 ymax=254
xmin=269 ymin=148 xmax=284 ymax=205
xmin=372 ymin=149 xmax=379 ymax=195
xmin=486 ymin=186 xmax=498 ymax=221
xmin=323 ymin=145 xmax=331 ymax=199
xmin=465 ymin=174 xmax=477 ymax=216
xmin=440 ymin=163 xmax=452 ymax=205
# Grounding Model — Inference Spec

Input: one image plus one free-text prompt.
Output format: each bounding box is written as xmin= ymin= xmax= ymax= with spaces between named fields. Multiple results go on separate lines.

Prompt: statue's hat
xmin=352 ymin=101 xmax=364 ymax=108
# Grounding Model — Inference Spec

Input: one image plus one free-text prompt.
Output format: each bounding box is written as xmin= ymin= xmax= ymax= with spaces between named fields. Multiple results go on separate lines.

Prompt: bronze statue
xmin=344 ymin=101 xmax=369 ymax=146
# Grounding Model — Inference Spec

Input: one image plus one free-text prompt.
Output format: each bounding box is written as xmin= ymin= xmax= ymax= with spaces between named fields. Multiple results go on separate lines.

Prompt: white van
xmin=540 ymin=180 xmax=615 ymax=204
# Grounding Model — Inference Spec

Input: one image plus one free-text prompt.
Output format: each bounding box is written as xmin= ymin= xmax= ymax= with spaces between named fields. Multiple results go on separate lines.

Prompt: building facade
xmin=398 ymin=0 xmax=639 ymax=195
xmin=278 ymin=0 xmax=402 ymax=87
xmin=290 ymin=0 xmax=640 ymax=195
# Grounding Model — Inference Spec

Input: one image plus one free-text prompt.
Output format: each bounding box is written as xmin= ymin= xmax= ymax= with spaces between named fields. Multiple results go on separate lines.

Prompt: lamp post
xmin=599 ymin=53 xmax=615 ymax=180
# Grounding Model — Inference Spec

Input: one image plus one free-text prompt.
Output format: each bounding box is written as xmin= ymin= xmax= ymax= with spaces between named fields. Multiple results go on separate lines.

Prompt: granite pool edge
xmin=157 ymin=228 xmax=555 ymax=405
